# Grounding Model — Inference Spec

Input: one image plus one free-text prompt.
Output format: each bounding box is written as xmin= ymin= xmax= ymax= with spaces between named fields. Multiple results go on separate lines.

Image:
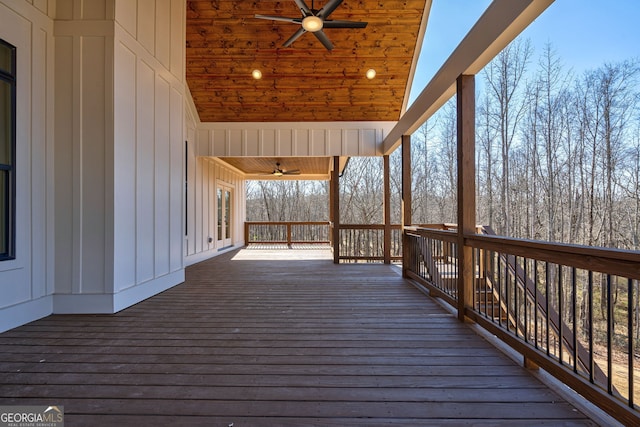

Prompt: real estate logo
xmin=0 ymin=406 xmax=64 ymax=427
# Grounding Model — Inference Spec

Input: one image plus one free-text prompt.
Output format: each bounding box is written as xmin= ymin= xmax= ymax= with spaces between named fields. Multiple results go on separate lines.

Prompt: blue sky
xmin=409 ymin=0 xmax=640 ymax=103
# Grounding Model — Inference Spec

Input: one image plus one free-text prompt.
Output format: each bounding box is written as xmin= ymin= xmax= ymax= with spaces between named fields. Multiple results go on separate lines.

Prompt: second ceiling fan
xmin=265 ymin=163 xmax=300 ymax=177
xmin=255 ymin=0 xmax=368 ymax=51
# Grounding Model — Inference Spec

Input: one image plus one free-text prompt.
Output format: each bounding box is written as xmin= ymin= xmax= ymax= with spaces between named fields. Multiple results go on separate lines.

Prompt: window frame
xmin=0 ymin=38 xmax=16 ymax=261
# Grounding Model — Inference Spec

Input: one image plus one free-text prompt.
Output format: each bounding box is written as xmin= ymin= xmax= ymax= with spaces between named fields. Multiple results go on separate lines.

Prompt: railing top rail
xmin=468 ymin=233 xmax=640 ymax=280
xmin=405 ymin=226 xmax=458 ymax=242
xmin=245 ymin=221 xmax=330 ymax=225
xmin=340 ymin=224 xmax=402 ymax=229
xmin=405 ymin=225 xmax=640 ymax=278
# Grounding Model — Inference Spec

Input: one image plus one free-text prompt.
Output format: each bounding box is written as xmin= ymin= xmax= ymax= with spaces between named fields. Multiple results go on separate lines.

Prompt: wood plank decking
xmin=0 ymin=248 xmax=598 ymax=426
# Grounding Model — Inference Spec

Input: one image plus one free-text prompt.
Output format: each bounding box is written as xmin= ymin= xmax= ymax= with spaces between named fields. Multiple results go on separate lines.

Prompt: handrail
xmin=466 ymin=233 xmax=640 ymax=280
xmin=404 ymin=225 xmax=640 ymax=426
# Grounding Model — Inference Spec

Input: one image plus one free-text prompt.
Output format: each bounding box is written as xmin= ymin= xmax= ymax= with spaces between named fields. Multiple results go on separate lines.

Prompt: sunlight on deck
xmin=233 ymin=245 xmax=333 ymax=260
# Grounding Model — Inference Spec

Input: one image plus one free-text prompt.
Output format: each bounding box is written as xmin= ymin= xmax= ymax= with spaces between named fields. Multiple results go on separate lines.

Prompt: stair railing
xmin=404 ymin=225 xmax=640 ymax=426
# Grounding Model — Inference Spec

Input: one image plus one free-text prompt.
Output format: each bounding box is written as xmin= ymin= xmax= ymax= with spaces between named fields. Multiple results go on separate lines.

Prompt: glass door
xmin=217 ymin=185 xmax=232 ymax=248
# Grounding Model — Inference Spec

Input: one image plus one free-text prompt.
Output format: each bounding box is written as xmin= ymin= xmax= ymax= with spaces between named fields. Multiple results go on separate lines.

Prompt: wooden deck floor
xmin=0 ymin=248 xmax=598 ymax=426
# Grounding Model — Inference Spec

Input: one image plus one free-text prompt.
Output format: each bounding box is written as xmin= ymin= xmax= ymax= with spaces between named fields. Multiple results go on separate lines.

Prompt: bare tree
xmin=340 ymin=157 xmax=383 ymax=224
xmin=483 ymin=38 xmax=533 ymax=235
xmin=477 ymin=90 xmax=498 ymax=229
xmin=536 ymin=45 xmax=571 ymax=241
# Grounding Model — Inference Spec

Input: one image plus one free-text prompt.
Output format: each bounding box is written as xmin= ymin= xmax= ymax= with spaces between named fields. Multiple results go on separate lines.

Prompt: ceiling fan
xmin=265 ymin=163 xmax=300 ymax=177
xmin=255 ymin=0 xmax=368 ymax=51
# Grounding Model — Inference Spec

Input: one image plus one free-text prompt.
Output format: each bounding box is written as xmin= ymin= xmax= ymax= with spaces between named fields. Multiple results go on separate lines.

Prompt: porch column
xmin=383 ymin=155 xmax=391 ymax=264
xmin=401 ymin=135 xmax=412 ymax=277
xmin=456 ymin=74 xmax=476 ymax=322
xmin=329 ymin=171 xmax=334 ymax=248
xmin=331 ymin=156 xmax=340 ymax=264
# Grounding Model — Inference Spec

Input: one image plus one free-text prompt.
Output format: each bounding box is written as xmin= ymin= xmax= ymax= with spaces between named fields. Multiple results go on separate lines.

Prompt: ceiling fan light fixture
xmin=366 ymin=69 xmax=376 ymax=79
xmin=301 ymin=15 xmax=323 ymax=32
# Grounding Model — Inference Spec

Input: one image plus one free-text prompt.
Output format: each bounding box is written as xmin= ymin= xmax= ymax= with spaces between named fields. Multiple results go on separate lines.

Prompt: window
xmin=0 ymin=39 xmax=15 ymax=260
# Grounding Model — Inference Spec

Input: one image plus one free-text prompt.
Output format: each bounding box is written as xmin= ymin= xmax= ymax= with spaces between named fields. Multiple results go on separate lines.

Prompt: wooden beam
xmin=332 ymin=156 xmax=340 ymax=264
xmin=382 ymin=0 xmax=554 ymax=154
xmin=383 ymin=155 xmax=391 ymax=264
xmin=456 ymin=74 xmax=476 ymax=322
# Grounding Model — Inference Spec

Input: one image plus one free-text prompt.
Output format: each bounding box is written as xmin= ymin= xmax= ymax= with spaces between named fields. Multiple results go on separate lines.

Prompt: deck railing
xmin=337 ymin=223 xmax=451 ymax=263
xmin=244 ymin=221 xmax=330 ymax=246
xmin=244 ymin=221 xmax=404 ymax=262
xmin=404 ymin=225 xmax=640 ymax=425
xmin=338 ymin=224 xmax=402 ymax=263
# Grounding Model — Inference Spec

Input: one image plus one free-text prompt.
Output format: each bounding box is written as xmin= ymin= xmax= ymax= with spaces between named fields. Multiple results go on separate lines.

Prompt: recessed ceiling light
xmin=252 ymin=69 xmax=262 ymax=80
xmin=366 ymin=69 xmax=376 ymax=79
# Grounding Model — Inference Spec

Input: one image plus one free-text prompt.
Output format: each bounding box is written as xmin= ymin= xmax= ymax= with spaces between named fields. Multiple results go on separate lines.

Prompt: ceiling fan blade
xmin=283 ymin=169 xmax=301 ymax=175
xmin=255 ymin=14 xmax=301 ymax=24
xmin=317 ymin=0 xmax=344 ymax=19
xmin=283 ymin=27 xmax=307 ymax=48
xmin=322 ymin=20 xmax=368 ymax=29
xmin=313 ymin=30 xmax=334 ymax=51
xmin=293 ymin=0 xmax=313 ymax=17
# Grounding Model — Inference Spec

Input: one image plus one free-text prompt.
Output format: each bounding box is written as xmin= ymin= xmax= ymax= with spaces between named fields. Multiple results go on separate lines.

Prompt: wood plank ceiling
xmin=186 ymin=0 xmax=429 ymax=123
xmin=218 ymin=156 xmax=332 ymax=180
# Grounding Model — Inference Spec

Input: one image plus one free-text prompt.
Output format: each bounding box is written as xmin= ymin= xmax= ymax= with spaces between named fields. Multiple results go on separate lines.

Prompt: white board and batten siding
xmin=184 ymin=147 xmax=246 ymax=267
xmin=109 ymin=0 xmax=186 ymax=312
xmin=0 ymin=1 xmax=55 ymax=332
xmin=196 ymin=122 xmax=396 ymax=158
xmin=0 ymin=0 xmax=188 ymax=333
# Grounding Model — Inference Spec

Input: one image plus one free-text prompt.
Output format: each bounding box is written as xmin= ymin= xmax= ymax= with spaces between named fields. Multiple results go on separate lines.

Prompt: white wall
xmin=0 ymin=0 xmax=189 ymax=332
xmin=0 ymin=0 xmax=242 ymax=332
xmin=110 ymin=0 xmax=185 ymax=311
xmin=184 ymin=87 xmax=246 ymax=266
xmin=185 ymin=145 xmax=246 ymax=266
xmin=53 ymin=0 xmax=115 ymax=312
xmin=52 ymin=0 xmax=186 ymax=314
xmin=197 ymin=122 xmax=396 ymax=157
xmin=53 ymin=0 xmax=185 ymax=313
xmin=0 ymin=0 xmax=55 ymax=332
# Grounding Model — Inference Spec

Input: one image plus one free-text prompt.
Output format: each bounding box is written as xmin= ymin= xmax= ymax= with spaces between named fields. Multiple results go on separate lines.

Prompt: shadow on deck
xmin=0 ymin=248 xmax=600 ymax=425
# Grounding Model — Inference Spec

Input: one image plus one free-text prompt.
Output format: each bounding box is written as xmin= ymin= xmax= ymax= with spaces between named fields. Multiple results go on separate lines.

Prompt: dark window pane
xmin=0 ymin=171 xmax=6 ymax=255
xmin=0 ymin=42 xmax=12 ymax=75
xmin=0 ymin=80 xmax=11 ymax=165
xmin=225 ymin=191 xmax=231 ymax=237
xmin=217 ymin=189 xmax=222 ymax=240
xmin=0 ymin=38 xmax=14 ymax=260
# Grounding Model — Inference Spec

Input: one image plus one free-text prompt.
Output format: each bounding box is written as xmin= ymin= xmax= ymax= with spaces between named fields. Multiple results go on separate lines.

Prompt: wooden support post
xmin=524 ymin=357 xmax=540 ymax=370
xmin=331 ymin=156 xmax=340 ymax=264
xmin=401 ymin=135 xmax=412 ymax=277
xmin=383 ymin=155 xmax=391 ymax=264
xmin=457 ymin=74 xmax=476 ymax=322
xmin=329 ymin=171 xmax=334 ymax=248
